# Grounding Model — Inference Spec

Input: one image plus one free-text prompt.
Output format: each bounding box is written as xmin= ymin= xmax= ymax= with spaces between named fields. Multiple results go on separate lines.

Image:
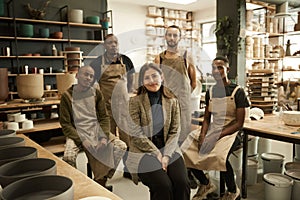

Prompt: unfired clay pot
xmin=56 ymin=73 xmax=76 ymax=95
xmin=0 ymin=68 xmax=8 ymax=103
xmin=16 ymin=74 xmax=44 ymax=99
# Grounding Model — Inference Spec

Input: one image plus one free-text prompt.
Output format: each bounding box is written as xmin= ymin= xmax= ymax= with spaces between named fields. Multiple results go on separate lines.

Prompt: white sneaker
xmin=192 ymin=180 xmax=217 ymax=200
xmin=220 ymin=186 xmax=241 ymax=200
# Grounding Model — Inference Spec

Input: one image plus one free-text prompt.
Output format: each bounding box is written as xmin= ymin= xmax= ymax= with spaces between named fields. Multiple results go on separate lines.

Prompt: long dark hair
xmin=137 ymin=63 xmax=175 ymax=99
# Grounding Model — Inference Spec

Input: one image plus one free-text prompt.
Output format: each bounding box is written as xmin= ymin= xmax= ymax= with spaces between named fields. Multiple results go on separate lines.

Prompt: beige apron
xmin=160 ymin=52 xmax=191 ymax=143
xmin=99 ymin=56 xmax=130 ymax=145
xmin=72 ymin=87 xmax=114 ymax=180
xmin=181 ymin=86 xmax=240 ymax=171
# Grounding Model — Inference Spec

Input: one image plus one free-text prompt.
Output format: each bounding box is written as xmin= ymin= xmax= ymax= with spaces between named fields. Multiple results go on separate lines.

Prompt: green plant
xmin=214 ymin=16 xmax=234 ymax=56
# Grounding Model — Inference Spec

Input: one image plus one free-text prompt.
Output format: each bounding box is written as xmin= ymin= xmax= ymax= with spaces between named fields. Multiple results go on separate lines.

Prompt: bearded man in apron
xmin=154 ymin=25 xmax=197 ymax=188
xmin=59 ymin=66 xmax=126 ymax=190
xmin=181 ymin=56 xmax=249 ymax=200
xmin=90 ymin=34 xmax=135 ymax=179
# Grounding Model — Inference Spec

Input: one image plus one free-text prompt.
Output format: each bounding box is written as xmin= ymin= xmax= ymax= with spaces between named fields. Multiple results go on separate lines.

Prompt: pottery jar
xmin=0 ymin=68 xmax=8 ymax=103
xmin=16 ymin=74 xmax=44 ymax=100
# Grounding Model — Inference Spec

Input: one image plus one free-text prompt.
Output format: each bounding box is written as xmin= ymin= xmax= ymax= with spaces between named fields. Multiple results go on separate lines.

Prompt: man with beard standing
xmin=154 ymin=25 xmax=197 ymax=188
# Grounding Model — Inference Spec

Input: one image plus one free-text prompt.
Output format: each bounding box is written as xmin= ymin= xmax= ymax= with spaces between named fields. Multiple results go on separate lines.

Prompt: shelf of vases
xmin=247 ymin=69 xmax=277 ymax=114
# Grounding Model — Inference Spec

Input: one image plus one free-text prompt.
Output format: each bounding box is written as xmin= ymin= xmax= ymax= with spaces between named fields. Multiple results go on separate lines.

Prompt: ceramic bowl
xmin=86 ymin=16 xmax=100 ymax=24
xmin=14 ymin=114 xmax=26 ymax=123
xmin=52 ymin=31 xmax=63 ymax=39
xmin=282 ymin=111 xmax=300 ymax=126
xmin=0 ymin=130 xmax=16 ymax=138
xmin=0 ymin=146 xmax=37 ymax=166
xmin=0 ymin=137 xmax=24 ymax=150
xmin=0 ymin=175 xmax=74 ymax=200
xmin=0 ymin=158 xmax=56 ymax=188
xmin=6 ymin=122 xmax=19 ymax=131
xmin=22 ymin=120 xmax=33 ymax=130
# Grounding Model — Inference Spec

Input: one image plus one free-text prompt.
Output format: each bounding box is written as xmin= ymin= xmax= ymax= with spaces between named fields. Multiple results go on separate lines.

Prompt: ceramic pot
xmin=0 ymin=175 xmax=74 ymax=200
xmin=0 ymin=137 xmax=25 ymax=150
xmin=0 ymin=146 xmax=37 ymax=166
xmin=0 ymin=158 xmax=56 ymax=188
xmin=0 ymin=0 xmax=4 ymax=16
xmin=56 ymin=73 xmax=76 ymax=95
xmin=0 ymin=68 xmax=8 ymax=103
xmin=16 ymin=74 xmax=44 ymax=100
xmin=69 ymin=9 xmax=83 ymax=23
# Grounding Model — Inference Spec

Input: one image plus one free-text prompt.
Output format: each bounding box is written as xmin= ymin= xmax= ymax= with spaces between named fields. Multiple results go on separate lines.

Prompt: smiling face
xmin=211 ymin=59 xmax=229 ymax=82
xmin=143 ymin=68 xmax=164 ymax=92
xmin=165 ymin=27 xmax=181 ymax=48
xmin=76 ymin=66 xmax=95 ymax=90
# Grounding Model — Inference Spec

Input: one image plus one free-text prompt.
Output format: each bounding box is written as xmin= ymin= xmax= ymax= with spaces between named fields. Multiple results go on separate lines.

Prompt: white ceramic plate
xmin=80 ymin=197 xmax=111 ymax=200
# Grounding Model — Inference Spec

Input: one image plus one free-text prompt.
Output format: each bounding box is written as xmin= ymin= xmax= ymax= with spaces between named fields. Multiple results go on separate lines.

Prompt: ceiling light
xmin=158 ymin=0 xmax=197 ymax=5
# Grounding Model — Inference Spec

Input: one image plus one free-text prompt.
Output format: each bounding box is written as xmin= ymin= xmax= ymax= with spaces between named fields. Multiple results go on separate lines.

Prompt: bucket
xmin=247 ymin=159 xmax=258 ymax=185
xmin=263 ymin=173 xmax=293 ymax=200
xmin=285 ymin=162 xmax=300 ymax=171
xmin=258 ymin=138 xmax=271 ymax=168
xmin=248 ymin=136 xmax=259 ymax=156
xmin=285 ymin=169 xmax=300 ymax=200
xmin=261 ymin=153 xmax=284 ymax=174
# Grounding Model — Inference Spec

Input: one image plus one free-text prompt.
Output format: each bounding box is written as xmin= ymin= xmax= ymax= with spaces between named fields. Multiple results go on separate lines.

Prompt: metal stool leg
xmin=87 ymin=162 xmax=93 ymax=178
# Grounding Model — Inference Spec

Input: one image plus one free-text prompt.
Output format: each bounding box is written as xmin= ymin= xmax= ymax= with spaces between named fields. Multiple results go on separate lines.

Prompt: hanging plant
xmin=214 ymin=16 xmax=234 ymax=57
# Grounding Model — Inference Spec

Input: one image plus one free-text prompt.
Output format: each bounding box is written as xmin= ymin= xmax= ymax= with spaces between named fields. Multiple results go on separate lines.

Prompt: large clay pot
xmin=16 ymin=74 xmax=44 ymax=100
xmin=56 ymin=73 xmax=76 ymax=95
xmin=0 ymin=68 xmax=8 ymax=103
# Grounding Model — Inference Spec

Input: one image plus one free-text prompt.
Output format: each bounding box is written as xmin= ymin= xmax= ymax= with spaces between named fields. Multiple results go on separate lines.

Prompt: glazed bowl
xmin=86 ymin=16 xmax=100 ymax=24
xmin=282 ymin=111 xmax=300 ymax=126
xmin=52 ymin=31 xmax=63 ymax=39
xmin=0 ymin=137 xmax=25 ymax=150
xmin=0 ymin=158 xmax=56 ymax=188
xmin=0 ymin=175 xmax=74 ymax=200
xmin=0 ymin=146 xmax=37 ymax=166
xmin=0 ymin=130 xmax=16 ymax=138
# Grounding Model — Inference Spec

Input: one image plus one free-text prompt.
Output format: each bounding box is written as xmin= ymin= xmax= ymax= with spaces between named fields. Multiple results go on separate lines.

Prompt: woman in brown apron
xmin=181 ymin=56 xmax=249 ymax=200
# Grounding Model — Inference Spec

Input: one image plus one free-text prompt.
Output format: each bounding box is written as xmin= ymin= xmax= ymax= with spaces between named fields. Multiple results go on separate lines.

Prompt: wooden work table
xmin=18 ymin=134 xmax=123 ymax=200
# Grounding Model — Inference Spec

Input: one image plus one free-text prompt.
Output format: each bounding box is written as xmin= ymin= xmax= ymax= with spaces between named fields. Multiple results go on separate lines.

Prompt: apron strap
xmin=231 ymin=86 xmax=241 ymax=98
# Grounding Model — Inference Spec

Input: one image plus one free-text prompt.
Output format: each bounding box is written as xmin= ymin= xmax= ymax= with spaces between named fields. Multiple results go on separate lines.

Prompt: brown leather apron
xmin=99 ymin=57 xmax=130 ymax=145
xmin=181 ymin=86 xmax=240 ymax=171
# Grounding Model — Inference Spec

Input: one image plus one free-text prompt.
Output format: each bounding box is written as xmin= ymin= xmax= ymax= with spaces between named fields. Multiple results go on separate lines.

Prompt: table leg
xmin=242 ymin=131 xmax=248 ymax=198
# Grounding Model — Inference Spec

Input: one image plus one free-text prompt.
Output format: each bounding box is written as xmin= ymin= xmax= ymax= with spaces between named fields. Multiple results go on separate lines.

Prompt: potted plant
xmin=214 ymin=16 xmax=234 ymax=57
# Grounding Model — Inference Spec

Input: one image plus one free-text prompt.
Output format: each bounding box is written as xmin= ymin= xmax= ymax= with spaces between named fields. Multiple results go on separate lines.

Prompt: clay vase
xmin=0 ymin=68 xmax=8 ymax=103
xmin=16 ymin=74 xmax=44 ymax=99
xmin=56 ymin=73 xmax=76 ymax=95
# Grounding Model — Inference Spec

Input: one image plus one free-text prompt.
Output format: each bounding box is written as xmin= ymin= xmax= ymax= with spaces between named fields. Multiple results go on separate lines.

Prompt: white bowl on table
xmin=282 ymin=111 xmax=300 ymax=126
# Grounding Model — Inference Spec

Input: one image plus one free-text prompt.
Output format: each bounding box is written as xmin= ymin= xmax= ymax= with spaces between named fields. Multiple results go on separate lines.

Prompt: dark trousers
xmin=138 ymin=152 xmax=190 ymax=200
xmin=191 ymin=135 xmax=242 ymax=193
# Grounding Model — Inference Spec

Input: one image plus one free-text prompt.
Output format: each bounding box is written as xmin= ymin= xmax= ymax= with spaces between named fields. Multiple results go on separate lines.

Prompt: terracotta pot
xmin=56 ymin=73 xmax=76 ymax=95
xmin=16 ymin=74 xmax=44 ymax=99
xmin=0 ymin=68 xmax=8 ymax=103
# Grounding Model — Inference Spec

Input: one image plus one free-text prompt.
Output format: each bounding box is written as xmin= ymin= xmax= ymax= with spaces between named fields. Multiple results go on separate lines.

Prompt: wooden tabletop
xmin=18 ymin=134 xmax=123 ymax=200
xmin=243 ymin=114 xmax=300 ymax=143
xmin=192 ymin=114 xmax=300 ymax=142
